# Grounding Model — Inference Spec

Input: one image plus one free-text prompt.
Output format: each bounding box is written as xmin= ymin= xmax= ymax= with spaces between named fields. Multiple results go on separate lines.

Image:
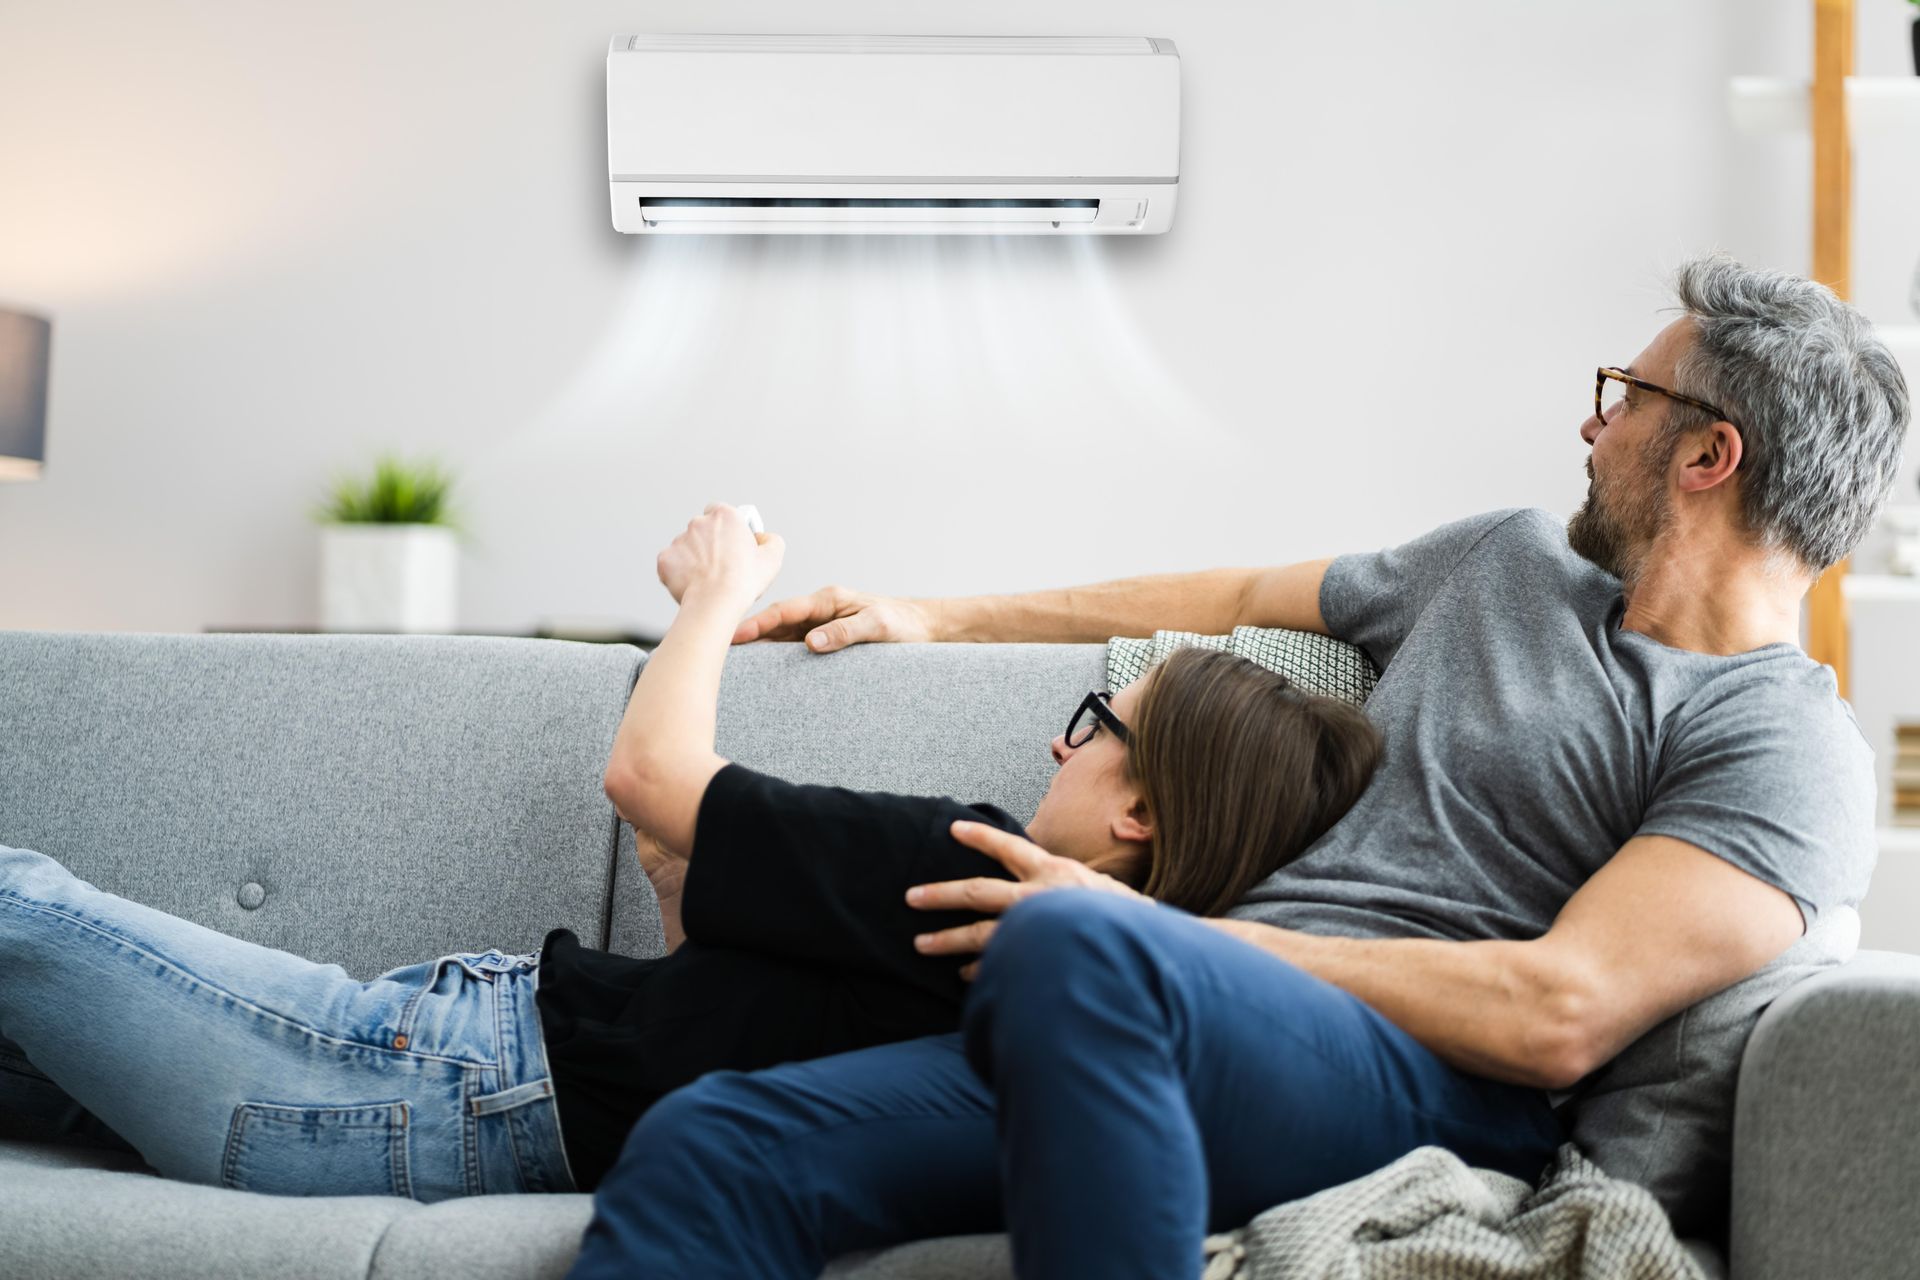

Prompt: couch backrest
xmin=606 ymin=642 xmax=1108 ymax=955
xmin=0 ymin=632 xmax=646 ymax=978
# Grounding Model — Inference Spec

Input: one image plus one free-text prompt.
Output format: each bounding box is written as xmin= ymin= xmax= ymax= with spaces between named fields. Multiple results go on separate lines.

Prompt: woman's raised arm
xmin=603 ymin=505 xmax=785 ymax=856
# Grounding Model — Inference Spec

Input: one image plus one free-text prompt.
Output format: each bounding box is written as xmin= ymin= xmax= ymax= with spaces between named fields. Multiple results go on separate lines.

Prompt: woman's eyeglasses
xmin=1065 ymin=691 xmax=1131 ymax=747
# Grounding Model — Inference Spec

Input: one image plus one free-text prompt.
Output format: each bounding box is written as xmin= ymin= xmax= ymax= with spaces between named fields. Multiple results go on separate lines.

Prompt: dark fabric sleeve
xmin=1318 ymin=508 xmax=1529 ymax=672
xmin=1636 ymin=677 xmax=1877 ymax=929
xmin=678 ymin=764 xmax=1022 ymax=1002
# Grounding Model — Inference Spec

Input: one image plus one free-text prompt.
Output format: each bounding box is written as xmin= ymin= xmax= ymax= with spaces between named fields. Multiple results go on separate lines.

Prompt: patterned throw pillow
xmin=1107 ymin=626 xmax=1376 ymax=706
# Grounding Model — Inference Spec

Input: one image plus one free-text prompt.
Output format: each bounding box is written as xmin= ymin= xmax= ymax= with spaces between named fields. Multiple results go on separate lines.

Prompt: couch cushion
xmin=1729 ymin=948 xmax=1920 ymax=1280
xmin=0 ymin=1139 xmax=596 ymax=1280
xmin=607 ymin=642 xmax=1106 ymax=956
xmin=825 ymin=1235 xmax=1013 ymax=1279
xmin=0 ymin=1140 xmax=406 ymax=1280
xmin=368 ymin=1193 xmax=595 ymax=1279
xmin=0 ymin=632 xmax=652 ymax=977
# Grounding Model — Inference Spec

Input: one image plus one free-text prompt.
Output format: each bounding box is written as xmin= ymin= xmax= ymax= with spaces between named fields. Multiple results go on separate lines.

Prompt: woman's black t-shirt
xmin=534 ymin=763 xmax=1025 ymax=1190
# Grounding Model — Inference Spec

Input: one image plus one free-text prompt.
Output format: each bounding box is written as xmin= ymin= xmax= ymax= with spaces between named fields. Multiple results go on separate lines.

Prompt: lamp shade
xmin=0 ymin=308 xmax=51 ymax=482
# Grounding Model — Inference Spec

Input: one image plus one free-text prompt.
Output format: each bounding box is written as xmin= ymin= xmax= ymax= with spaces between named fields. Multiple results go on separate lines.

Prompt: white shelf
xmin=1882 ymin=827 xmax=1920 ymax=856
xmin=1879 ymin=325 xmax=1920 ymax=355
xmin=1865 ymin=827 xmax=1920 ymax=953
xmin=1729 ymin=76 xmax=1920 ymax=136
xmin=1844 ymin=574 xmax=1920 ymax=604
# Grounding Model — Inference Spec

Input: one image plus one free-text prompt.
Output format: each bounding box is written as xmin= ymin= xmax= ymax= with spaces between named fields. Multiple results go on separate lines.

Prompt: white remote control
xmin=736 ymin=504 xmax=765 ymax=535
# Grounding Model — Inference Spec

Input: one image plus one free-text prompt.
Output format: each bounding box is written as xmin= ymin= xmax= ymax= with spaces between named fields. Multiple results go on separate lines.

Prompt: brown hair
xmin=1126 ymin=648 xmax=1382 ymax=917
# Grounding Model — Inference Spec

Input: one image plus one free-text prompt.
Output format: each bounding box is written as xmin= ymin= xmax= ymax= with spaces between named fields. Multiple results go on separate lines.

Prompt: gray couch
xmin=0 ymin=631 xmax=1915 ymax=1279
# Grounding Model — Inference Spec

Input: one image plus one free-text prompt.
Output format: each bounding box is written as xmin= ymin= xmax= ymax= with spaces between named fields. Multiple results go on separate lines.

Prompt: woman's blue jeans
xmin=0 ymin=845 xmax=574 ymax=1201
xmin=572 ymin=891 xmax=1564 ymax=1280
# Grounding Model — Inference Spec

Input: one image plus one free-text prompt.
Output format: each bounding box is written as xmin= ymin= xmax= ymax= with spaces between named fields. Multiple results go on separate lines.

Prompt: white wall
xmin=7 ymin=1 xmax=1920 ymax=941
xmin=1 ymin=0 xmax=1766 ymax=637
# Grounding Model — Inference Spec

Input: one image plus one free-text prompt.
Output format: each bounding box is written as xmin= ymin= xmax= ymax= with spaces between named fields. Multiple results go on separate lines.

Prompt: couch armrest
xmin=1730 ymin=949 xmax=1920 ymax=1279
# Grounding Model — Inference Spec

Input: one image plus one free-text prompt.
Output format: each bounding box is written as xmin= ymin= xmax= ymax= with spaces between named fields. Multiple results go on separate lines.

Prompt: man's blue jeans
xmin=0 ymin=845 xmax=574 ymax=1200
xmin=572 ymin=891 xmax=1564 ymax=1280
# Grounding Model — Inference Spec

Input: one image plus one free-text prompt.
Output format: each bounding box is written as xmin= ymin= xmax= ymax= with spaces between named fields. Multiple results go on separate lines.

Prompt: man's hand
xmin=732 ymin=586 xmax=936 ymax=652
xmin=907 ymin=821 xmax=1149 ymax=979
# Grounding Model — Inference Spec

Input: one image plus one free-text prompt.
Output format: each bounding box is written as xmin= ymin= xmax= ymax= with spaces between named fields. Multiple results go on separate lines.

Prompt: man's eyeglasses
xmin=1596 ymin=367 xmax=1738 ymax=431
xmin=1065 ymin=691 xmax=1131 ymax=748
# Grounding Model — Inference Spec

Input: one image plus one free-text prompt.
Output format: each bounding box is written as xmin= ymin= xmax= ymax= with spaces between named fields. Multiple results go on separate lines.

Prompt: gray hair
xmin=1666 ymin=254 xmax=1910 ymax=572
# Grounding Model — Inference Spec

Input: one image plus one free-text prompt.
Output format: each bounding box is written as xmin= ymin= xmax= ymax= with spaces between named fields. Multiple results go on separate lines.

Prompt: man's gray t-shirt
xmin=1229 ymin=507 xmax=1876 ymax=1236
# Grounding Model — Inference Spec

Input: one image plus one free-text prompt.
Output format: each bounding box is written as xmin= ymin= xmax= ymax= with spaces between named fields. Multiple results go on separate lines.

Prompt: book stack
xmin=1897 ymin=722 xmax=1920 ymax=827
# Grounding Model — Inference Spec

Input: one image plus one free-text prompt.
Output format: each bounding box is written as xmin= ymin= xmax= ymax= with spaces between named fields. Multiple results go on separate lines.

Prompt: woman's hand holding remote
xmin=604 ymin=504 xmax=783 ymax=863
xmin=657 ymin=503 xmax=785 ymax=609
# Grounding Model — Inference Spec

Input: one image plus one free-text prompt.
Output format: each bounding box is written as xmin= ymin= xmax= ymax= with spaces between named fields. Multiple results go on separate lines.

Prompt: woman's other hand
xmin=732 ymin=585 xmax=936 ymax=651
xmin=658 ymin=504 xmax=786 ymax=607
xmin=907 ymin=821 xmax=1150 ymax=980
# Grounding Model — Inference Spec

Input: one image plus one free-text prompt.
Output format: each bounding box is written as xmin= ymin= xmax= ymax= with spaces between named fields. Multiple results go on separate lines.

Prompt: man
xmin=569 ymin=256 xmax=1909 ymax=1279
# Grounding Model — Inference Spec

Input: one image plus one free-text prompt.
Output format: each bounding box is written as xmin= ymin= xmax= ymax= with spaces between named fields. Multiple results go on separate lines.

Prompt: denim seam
xmin=500 ymin=1078 xmax=531 ymax=1192
xmin=218 ymin=1103 xmax=249 ymax=1189
xmin=461 ymin=1068 xmax=485 ymax=1197
xmin=490 ymin=970 xmax=521 ymax=1190
xmin=480 ymin=974 xmax=510 ymax=1197
xmin=0 ymin=890 xmax=485 ymax=1068
xmin=392 ymin=1101 xmax=415 ymax=1200
xmin=493 ymin=961 xmax=510 ymax=1080
xmin=523 ymin=961 xmax=579 ymax=1192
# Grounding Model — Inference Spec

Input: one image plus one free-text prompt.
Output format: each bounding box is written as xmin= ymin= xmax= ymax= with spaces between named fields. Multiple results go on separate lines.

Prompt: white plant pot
xmin=319 ymin=524 xmax=458 ymax=632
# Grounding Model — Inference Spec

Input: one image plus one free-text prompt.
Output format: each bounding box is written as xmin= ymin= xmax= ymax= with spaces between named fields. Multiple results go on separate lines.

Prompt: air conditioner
xmin=606 ymin=35 xmax=1180 ymax=235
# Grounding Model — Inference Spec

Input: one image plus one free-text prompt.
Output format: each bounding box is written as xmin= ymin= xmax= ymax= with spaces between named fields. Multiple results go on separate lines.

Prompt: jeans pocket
xmin=221 ymin=1101 xmax=412 ymax=1198
xmin=469 ymin=1079 xmax=572 ymax=1194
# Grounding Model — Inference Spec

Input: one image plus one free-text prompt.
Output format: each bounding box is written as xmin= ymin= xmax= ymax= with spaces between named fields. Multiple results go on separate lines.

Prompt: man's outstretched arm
xmin=733 ymin=558 xmax=1338 ymax=652
xmin=909 ymin=826 xmax=1804 ymax=1092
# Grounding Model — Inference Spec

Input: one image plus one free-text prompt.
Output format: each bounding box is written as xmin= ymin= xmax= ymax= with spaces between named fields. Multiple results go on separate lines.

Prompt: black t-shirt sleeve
xmin=678 ymin=763 xmax=1025 ymax=1000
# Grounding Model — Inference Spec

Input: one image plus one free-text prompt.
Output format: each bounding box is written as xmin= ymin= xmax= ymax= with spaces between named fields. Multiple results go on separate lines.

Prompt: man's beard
xmin=1567 ymin=445 xmax=1672 ymax=585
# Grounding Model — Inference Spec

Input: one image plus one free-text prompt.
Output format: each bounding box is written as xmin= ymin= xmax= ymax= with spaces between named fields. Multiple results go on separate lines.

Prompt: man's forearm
xmin=1204 ymin=919 xmax=1591 ymax=1090
xmin=921 ymin=569 xmax=1261 ymax=644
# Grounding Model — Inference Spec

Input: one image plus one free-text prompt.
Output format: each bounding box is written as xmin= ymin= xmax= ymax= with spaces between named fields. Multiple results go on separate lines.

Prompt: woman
xmin=0 ymin=505 xmax=1380 ymax=1202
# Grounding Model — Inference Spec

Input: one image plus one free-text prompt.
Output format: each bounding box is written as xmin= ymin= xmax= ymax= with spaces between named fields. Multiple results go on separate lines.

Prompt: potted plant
xmin=315 ymin=455 xmax=461 ymax=632
xmin=1911 ymin=0 xmax=1920 ymax=75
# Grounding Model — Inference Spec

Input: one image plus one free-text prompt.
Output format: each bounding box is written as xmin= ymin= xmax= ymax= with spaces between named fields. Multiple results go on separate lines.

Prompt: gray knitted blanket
xmin=1199 ymin=1145 xmax=1705 ymax=1280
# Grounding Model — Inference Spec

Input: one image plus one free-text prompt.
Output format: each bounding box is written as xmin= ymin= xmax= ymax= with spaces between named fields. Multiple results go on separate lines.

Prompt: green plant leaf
xmin=315 ymin=453 xmax=461 ymax=532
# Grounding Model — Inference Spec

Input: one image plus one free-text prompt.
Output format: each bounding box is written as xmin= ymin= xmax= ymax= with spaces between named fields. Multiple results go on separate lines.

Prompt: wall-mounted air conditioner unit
xmin=606 ymin=35 xmax=1180 ymax=235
